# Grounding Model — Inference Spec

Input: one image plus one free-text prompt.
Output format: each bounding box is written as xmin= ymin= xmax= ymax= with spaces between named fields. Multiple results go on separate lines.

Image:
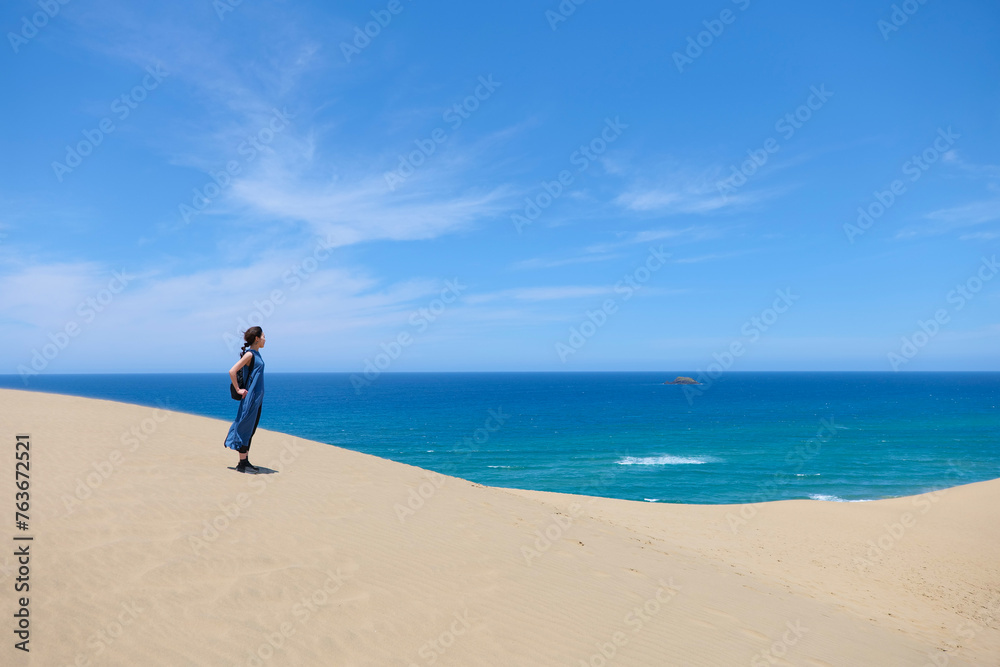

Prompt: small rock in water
xmin=663 ymin=376 xmax=701 ymax=385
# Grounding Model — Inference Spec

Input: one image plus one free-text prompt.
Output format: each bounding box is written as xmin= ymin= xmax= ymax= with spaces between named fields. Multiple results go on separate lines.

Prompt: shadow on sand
xmin=227 ymin=465 xmax=278 ymax=475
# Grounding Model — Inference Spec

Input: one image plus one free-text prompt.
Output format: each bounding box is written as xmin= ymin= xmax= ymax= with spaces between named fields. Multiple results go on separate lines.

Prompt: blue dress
xmin=224 ymin=348 xmax=265 ymax=451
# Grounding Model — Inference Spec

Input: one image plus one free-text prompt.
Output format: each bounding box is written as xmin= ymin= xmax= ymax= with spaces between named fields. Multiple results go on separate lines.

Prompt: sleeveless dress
xmin=224 ymin=348 xmax=265 ymax=451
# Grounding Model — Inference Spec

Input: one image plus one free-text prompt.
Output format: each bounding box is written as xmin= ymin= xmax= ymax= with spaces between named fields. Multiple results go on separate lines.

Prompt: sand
xmin=1 ymin=387 xmax=997 ymax=666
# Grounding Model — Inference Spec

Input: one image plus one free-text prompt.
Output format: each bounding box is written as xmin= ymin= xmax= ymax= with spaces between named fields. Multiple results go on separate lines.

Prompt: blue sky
xmin=1 ymin=0 xmax=998 ymax=376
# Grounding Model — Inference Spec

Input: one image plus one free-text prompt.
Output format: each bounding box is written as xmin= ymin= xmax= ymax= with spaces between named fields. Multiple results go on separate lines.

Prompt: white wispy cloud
xmin=616 ymin=187 xmax=731 ymax=214
xmin=583 ymin=226 xmax=723 ymax=255
xmin=672 ymin=250 xmax=753 ymax=264
xmin=465 ymin=286 xmax=616 ymax=305
xmin=231 ymin=158 xmax=513 ymax=246
xmin=926 ymin=200 xmax=1000 ymax=226
xmin=896 ymin=153 xmax=1000 ymax=240
xmin=896 ymin=200 xmax=1000 ymax=240
xmin=64 ymin=1 xmax=520 ymax=251
xmin=613 ymin=161 xmax=781 ymax=216
xmin=941 ymin=151 xmax=1000 ymax=182
xmin=510 ymin=253 xmax=625 ymax=270
xmin=0 ymin=261 xmax=110 ymax=329
xmin=959 ymin=231 xmax=1000 ymax=241
xmin=0 ymin=250 xmax=472 ymax=372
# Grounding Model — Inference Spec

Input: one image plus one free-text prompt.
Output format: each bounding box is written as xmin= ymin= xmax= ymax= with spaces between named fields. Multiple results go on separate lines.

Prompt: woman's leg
xmin=246 ymin=404 xmax=262 ymax=451
xmin=237 ymin=405 xmax=262 ymax=461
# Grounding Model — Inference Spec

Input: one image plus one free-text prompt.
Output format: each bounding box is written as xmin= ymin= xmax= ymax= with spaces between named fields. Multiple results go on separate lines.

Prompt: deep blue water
xmin=1 ymin=372 xmax=997 ymax=504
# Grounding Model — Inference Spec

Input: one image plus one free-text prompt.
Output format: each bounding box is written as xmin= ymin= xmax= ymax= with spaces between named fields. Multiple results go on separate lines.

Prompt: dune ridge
xmin=1 ymin=388 xmax=997 ymax=666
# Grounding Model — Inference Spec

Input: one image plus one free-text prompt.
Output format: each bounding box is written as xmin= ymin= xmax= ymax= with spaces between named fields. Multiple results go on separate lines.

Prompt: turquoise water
xmin=1 ymin=372 xmax=997 ymax=504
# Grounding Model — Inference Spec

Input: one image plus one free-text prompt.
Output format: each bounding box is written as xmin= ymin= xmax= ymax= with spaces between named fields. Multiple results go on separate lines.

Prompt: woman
xmin=224 ymin=326 xmax=266 ymax=472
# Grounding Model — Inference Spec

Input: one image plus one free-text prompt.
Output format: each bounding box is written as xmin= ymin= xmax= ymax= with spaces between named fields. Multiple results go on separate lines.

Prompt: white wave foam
xmin=617 ymin=455 xmax=720 ymax=466
xmin=808 ymin=494 xmax=873 ymax=502
xmin=643 ymin=498 xmax=662 ymax=503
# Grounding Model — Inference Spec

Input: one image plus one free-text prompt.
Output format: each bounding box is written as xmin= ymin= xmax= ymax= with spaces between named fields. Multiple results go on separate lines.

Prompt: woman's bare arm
xmin=229 ymin=352 xmax=254 ymax=395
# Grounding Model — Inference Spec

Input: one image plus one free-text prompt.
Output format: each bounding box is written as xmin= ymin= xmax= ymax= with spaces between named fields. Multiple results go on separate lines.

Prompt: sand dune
xmin=1 ymin=388 xmax=997 ymax=666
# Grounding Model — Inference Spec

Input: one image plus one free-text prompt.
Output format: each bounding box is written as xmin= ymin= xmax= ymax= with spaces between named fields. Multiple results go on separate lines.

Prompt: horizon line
xmin=3 ymin=369 xmax=1000 ymax=377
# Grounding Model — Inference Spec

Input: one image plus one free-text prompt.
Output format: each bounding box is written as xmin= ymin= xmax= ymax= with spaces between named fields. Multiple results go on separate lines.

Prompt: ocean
xmin=1 ymin=372 xmax=997 ymax=504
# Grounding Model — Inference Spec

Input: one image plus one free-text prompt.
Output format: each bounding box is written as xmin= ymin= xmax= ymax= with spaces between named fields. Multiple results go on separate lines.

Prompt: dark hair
xmin=240 ymin=326 xmax=263 ymax=356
